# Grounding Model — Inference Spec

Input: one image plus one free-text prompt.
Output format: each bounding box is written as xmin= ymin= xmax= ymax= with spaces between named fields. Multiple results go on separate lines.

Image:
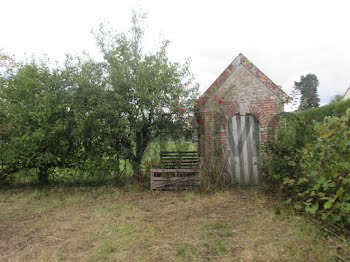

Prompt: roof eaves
xmin=200 ymin=53 xmax=291 ymax=106
xmin=342 ymin=86 xmax=350 ymax=100
xmin=239 ymin=54 xmax=290 ymax=102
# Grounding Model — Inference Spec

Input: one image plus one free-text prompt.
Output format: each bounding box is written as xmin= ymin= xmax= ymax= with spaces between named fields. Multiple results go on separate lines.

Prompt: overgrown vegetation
xmin=263 ymin=108 xmax=350 ymax=230
xmin=200 ymin=151 xmax=231 ymax=193
xmin=295 ymin=98 xmax=350 ymax=124
xmin=0 ymin=11 xmax=198 ymax=186
xmin=262 ymin=113 xmax=311 ymax=187
xmin=196 ymin=86 xmax=238 ymax=192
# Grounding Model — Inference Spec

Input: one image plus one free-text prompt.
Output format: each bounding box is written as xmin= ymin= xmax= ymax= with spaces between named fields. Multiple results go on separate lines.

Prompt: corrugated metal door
xmin=226 ymin=114 xmax=260 ymax=185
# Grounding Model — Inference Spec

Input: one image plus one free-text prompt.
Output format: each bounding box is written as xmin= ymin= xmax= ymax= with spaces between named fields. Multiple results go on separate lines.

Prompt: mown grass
xmin=1 ymin=186 xmax=349 ymax=261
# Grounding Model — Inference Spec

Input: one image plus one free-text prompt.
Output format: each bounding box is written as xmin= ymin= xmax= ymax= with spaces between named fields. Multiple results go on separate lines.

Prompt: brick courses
xmin=199 ymin=53 xmax=289 ymax=178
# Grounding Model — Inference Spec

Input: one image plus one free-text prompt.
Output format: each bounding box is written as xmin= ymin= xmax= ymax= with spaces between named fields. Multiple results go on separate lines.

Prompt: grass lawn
xmin=0 ymin=186 xmax=349 ymax=261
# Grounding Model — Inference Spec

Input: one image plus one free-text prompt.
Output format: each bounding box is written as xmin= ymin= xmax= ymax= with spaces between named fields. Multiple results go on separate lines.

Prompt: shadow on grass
xmin=0 ymin=177 xmax=140 ymax=191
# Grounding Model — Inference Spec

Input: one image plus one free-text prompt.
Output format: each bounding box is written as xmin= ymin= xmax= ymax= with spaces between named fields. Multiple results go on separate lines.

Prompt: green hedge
xmin=263 ymin=109 xmax=350 ymax=230
xmin=284 ymin=111 xmax=350 ymax=228
xmin=295 ymin=99 xmax=350 ymax=123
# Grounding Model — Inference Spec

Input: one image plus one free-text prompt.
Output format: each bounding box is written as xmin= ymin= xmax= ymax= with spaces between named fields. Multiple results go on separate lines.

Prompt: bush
xmin=295 ymin=99 xmax=350 ymax=124
xmin=283 ymin=109 xmax=350 ymax=228
xmin=262 ymin=113 xmax=311 ymax=189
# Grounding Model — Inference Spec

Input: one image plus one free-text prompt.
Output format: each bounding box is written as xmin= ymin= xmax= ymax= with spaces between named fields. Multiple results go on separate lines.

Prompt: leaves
xmin=336 ymin=187 xmax=344 ymax=198
xmin=0 ymin=59 xmax=77 ymax=183
xmin=264 ymin=107 xmax=350 ymax=229
xmin=293 ymin=203 xmax=302 ymax=210
xmin=305 ymin=203 xmax=319 ymax=214
xmin=294 ymin=73 xmax=320 ymax=110
xmin=0 ymin=12 xmax=199 ymax=184
xmin=92 ymin=13 xmax=199 ymax=178
xmin=324 ymin=201 xmax=333 ymax=209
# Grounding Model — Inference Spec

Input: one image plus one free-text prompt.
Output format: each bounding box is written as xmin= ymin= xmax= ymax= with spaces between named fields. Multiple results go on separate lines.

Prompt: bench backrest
xmin=160 ymin=151 xmax=199 ymax=169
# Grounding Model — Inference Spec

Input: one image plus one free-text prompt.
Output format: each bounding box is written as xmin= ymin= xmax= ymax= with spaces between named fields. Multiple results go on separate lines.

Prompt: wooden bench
xmin=150 ymin=151 xmax=200 ymax=190
xmin=160 ymin=151 xmax=199 ymax=169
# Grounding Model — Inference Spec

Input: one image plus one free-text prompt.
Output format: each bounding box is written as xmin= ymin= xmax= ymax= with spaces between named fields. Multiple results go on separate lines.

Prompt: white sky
xmin=1 ymin=0 xmax=350 ymax=109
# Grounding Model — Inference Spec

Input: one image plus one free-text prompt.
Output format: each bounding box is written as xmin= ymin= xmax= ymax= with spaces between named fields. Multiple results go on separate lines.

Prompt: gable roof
xmin=200 ymin=53 xmax=289 ymax=106
xmin=343 ymin=86 xmax=350 ymax=100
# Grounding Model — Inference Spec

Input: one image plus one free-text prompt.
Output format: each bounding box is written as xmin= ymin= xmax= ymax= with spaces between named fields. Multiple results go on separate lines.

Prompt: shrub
xmin=262 ymin=113 xmax=311 ymax=189
xmin=295 ymin=99 xmax=350 ymax=124
xmin=283 ymin=109 xmax=350 ymax=228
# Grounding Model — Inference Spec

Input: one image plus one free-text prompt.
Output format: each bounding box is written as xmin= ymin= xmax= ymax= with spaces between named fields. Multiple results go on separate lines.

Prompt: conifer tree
xmin=294 ymin=74 xmax=320 ymax=110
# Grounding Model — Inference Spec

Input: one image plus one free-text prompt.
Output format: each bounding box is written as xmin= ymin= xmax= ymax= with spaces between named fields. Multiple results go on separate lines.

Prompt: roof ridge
xmin=239 ymin=53 xmax=289 ymax=100
xmin=200 ymin=53 xmax=289 ymax=106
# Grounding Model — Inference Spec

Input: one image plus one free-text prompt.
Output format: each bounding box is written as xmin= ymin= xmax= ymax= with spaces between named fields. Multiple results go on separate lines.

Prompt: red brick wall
xmin=199 ymin=65 xmax=284 ymax=160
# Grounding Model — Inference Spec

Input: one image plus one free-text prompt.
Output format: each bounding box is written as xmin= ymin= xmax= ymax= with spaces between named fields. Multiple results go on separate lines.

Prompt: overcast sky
xmin=1 ymin=0 xmax=349 ymax=109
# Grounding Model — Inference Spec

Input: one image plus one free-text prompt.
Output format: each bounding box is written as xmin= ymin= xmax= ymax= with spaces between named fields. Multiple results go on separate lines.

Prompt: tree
xmin=0 ymin=52 xmax=127 ymax=184
xmin=0 ymin=58 xmax=76 ymax=184
xmin=294 ymin=74 xmax=320 ymax=110
xmin=94 ymin=11 xmax=198 ymax=180
xmin=0 ymin=11 xmax=199 ymax=185
xmin=62 ymin=54 xmax=128 ymax=180
xmin=329 ymin=94 xmax=343 ymax=104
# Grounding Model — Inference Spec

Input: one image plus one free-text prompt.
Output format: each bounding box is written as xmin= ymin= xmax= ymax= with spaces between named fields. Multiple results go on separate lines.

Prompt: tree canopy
xmin=0 ymin=11 xmax=198 ymax=184
xmin=294 ymin=73 xmax=320 ymax=110
xmin=94 ymin=11 xmax=198 ymax=180
xmin=329 ymin=94 xmax=343 ymax=104
xmin=0 ymin=59 xmax=76 ymax=184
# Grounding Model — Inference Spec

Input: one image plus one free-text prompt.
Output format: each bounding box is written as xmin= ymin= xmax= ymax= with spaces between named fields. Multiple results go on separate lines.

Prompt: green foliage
xmin=94 ymin=11 xmax=198 ymax=180
xmin=0 ymin=54 xmax=125 ymax=185
xmin=330 ymin=94 xmax=344 ymax=104
xmin=294 ymin=73 xmax=320 ymax=110
xmin=284 ymin=110 xmax=350 ymax=228
xmin=63 ymin=55 xmax=125 ymax=181
xmin=262 ymin=113 xmax=311 ymax=187
xmin=0 ymin=11 xmax=199 ymax=185
xmin=295 ymin=98 xmax=350 ymax=124
xmin=0 ymin=60 xmax=75 ymax=184
xmin=264 ymin=109 xmax=350 ymax=229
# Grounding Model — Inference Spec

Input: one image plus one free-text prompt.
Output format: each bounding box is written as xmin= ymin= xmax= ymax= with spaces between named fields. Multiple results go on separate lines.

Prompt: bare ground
xmin=0 ymin=186 xmax=349 ymax=261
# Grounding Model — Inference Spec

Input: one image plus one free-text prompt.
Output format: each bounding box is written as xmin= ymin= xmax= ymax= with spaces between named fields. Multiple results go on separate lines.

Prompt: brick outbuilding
xmin=199 ymin=53 xmax=289 ymax=185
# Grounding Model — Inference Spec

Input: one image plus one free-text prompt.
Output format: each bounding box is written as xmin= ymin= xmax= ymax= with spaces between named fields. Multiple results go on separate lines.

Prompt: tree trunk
xmin=38 ymin=166 xmax=49 ymax=185
xmin=131 ymin=157 xmax=142 ymax=182
xmin=131 ymin=127 xmax=150 ymax=182
xmin=114 ymin=153 xmax=121 ymax=181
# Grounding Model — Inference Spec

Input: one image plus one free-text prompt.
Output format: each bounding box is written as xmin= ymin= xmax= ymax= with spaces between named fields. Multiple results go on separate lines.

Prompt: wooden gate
xmin=226 ymin=114 xmax=260 ymax=185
